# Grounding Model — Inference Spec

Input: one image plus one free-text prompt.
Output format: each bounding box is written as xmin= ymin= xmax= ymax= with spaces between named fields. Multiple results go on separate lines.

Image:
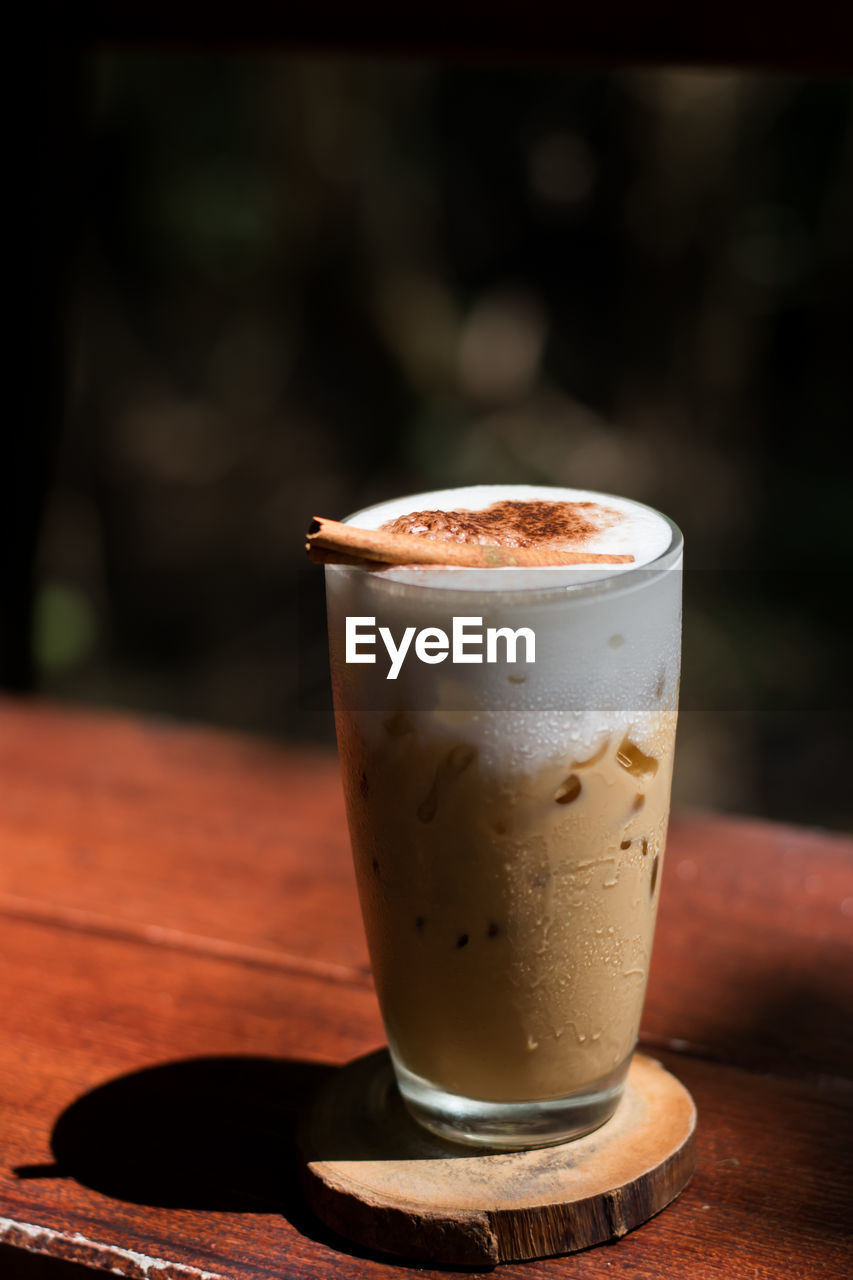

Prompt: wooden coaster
xmin=299 ymin=1050 xmax=696 ymax=1266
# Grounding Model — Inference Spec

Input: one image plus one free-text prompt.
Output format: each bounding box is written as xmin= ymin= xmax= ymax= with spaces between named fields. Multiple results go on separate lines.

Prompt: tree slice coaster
xmin=299 ymin=1050 xmax=696 ymax=1266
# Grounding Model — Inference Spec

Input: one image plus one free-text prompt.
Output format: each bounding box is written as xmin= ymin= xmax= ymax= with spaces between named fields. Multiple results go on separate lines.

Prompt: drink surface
xmin=347 ymin=484 xmax=674 ymax=588
xmin=326 ymin=486 xmax=682 ymax=1109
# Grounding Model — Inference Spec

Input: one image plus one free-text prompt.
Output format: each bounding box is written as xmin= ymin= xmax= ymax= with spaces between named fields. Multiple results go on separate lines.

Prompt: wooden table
xmin=0 ymin=698 xmax=850 ymax=1278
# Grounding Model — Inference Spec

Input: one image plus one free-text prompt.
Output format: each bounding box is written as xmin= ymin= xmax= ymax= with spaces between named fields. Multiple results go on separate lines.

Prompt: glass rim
xmin=328 ymin=487 xmax=684 ymax=605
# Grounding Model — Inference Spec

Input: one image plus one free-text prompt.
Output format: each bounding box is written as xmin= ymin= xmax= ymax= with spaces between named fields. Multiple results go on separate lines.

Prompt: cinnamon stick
xmin=305 ymin=517 xmax=634 ymax=568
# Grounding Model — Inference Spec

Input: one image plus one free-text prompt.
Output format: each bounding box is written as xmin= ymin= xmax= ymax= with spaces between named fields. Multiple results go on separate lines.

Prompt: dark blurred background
xmin=9 ymin=55 xmax=852 ymax=829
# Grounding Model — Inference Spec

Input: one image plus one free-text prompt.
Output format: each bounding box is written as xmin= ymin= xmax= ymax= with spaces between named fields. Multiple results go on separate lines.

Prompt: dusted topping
xmin=323 ymin=482 xmax=677 ymax=579
xmin=381 ymin=499 xmax=620 ymax=550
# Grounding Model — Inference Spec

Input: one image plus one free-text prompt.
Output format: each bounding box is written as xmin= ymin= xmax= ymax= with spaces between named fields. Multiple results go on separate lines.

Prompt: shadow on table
xmin=14 ymin=1056 xmax=336 ymax=1212
xmin=10 ymin=1054 xmax=490 ymax=1273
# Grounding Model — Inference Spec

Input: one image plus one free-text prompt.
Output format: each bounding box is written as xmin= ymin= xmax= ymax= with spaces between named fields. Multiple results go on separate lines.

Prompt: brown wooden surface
xmin=301 ymin=1051 xmax=697 ymax=1264
xmin=0 ymin=696 xmax=851 ymax=1278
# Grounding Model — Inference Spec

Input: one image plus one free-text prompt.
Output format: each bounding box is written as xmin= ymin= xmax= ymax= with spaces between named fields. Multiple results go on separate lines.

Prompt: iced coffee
xmin=321 ymin=485 xmax=682 ymax=1147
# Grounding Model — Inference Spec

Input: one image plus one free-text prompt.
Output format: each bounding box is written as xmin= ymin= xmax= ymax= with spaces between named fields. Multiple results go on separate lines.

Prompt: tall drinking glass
xmin=324 ymin=485 xmax=682 ymax=1148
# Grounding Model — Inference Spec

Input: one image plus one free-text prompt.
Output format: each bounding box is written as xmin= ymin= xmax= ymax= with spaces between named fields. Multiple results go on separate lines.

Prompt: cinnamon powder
xmin=381 ymin=500 xmax=619 ymax=549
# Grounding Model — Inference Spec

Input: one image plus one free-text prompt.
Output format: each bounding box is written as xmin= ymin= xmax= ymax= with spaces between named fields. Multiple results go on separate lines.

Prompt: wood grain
xmin=1 ymin=908 xmax=850 ymax=1278
xmin=0 ymin=698 xmax=364 ymax=975
xmin=301 ymin=1051 xmax=696 ymax=1264
xmin=1 ymin=699 xmax=850 ymax=1079
xmin=646 ymin=812 xmax=853 ymax=1082
xmin=0 ymin=698 xmax=851 ymax=1278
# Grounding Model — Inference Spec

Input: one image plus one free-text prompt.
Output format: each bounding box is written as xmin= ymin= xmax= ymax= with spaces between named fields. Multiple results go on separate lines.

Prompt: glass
xmin=324 ymin=486 xmax=682 ymax=1148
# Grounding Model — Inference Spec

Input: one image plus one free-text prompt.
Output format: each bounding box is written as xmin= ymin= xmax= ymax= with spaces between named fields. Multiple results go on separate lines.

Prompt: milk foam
xmin=326 ymin=487 xmax=682 ymax=776
xmin=345 ymin=485 xmax=675 ymax=590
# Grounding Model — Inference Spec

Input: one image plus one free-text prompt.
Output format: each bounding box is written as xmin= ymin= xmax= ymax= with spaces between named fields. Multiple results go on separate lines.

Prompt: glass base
xmin=392 ymin=1051 xmax=632 ymax=1150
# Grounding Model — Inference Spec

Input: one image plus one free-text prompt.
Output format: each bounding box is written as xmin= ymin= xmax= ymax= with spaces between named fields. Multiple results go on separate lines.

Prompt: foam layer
xmin=345 ymin=485 xmax=674 ymax=589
